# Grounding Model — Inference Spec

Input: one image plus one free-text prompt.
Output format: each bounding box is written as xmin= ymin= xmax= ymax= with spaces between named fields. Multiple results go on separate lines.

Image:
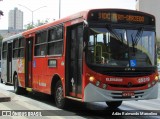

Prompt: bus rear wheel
xmin=106 ymin=101 xmax=122 ymax=108
xmin=54 ymin=80 xmax=66 ymax=109
xmin=14 ymin=75 xmax=21 ymax=94
xmin=14 ymin=75 xmax=27 ymax=94
xmin=0 ymin=79 xmax=3 ymax=83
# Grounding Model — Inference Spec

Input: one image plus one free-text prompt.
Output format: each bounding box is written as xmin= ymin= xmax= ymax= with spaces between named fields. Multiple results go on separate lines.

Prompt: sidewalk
xmin=0 ymin=93 xmax=11 ymax=102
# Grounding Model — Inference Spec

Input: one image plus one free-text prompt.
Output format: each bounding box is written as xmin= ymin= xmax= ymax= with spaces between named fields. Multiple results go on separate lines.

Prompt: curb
xmin=0 ymin=94 xmax=11 ymax=102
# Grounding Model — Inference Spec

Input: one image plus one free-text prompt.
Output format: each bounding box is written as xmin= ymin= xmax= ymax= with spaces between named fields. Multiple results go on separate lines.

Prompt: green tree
xmin=24 ymin=23 xmax=34 ymax=30
xmin=0 ymin=10 xmax=3 ymax=16
xmin=0 ymin=0 xmax=3 ymax=18
xmin=24 ymin=19 xmax=49 ymax=30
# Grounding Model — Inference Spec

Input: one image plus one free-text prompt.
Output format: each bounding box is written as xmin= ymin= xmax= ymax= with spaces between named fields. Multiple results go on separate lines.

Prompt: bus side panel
xmin=12 ymin=59 xmax=17 ymax=84
xmin=1 ymin=60 xmax=7 ymax=83
xmin=32 ymin=57 xmax=47 ymax=92
xmin=46 ymin=57 xmax=65 ymax=94
xmin=16 ymin=58 xmax=25 ymax=87
xmin=32 ymin=56 xmax=65 ymax=94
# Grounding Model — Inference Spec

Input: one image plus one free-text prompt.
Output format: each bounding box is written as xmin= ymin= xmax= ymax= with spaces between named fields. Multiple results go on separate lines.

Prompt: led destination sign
xmin=98 ymin=13 xmax=145 ymax=23
xmin=88 ymin=10 xmax=155 ymax=25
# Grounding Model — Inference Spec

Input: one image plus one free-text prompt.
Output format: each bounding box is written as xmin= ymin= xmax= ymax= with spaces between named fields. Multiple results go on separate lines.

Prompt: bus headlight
xmin=89 ymin=76 xmax=95 ymax=82
xmin=155 ymin=76 xmax=159 ymax=81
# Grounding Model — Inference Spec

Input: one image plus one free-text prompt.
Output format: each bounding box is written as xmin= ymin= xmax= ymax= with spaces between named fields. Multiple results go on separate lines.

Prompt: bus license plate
xmin=122 ymin=92 xmax=134 ymax=97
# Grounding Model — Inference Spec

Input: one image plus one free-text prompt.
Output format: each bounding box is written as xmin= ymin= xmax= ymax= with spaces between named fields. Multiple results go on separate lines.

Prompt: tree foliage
xmin=24 ymin=19 xmax=49 ymax=30
xmin=0 ymin=10 xmax=3 ymax=16
xmin=0 ymin=0 xmax=3 ymax=18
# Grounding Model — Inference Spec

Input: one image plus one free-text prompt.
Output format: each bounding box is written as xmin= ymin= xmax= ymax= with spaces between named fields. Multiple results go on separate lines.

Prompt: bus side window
xmin=13 ymin=39 xmax=19 ymax=58
xmin=19 ymin=38 xmax=25 ymax=58
xmin=48 ymin=25 xmax=63 ymax=56
xmin=2 ymin=42 xmax=7 ymax=59
xmin=35 ymin=31 xmax=47 ymax=56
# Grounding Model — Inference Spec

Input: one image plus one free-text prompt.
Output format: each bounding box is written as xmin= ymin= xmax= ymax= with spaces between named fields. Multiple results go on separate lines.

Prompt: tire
xmin=106 ymin=101 xmax=122 ymax=109
xmin=0 ymin=73 xmax=2 ymax=83
xmin=54 ymin=80 xmax=66 ymax=109
xmin=14 ymin=75 xmax=27 ymax=94
xmin=0 ymin=78 xmax=3 ymax=83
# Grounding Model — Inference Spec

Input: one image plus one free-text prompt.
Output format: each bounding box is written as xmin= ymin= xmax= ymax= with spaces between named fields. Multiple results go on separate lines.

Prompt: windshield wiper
xmin=106 ymin=25 xmax=124 ymax=42
xmin=131 ymin=27 xmax=144 ymax=51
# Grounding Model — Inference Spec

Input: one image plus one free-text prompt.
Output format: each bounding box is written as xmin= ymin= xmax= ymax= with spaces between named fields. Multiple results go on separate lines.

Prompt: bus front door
xmin=7 ymin=43 xmax=12 ymax=83
xmin=25 ymin=38 xmax=33 ymax=88
xmin=66 ymin=24 xmax=83 ymax=99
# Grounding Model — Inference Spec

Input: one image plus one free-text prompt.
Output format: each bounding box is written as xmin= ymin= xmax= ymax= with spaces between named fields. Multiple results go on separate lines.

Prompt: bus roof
xmin=4 ymin=8 xmax=155 ymax=39
xmin=2 ymin=32 xmax=23 ymax=42
xmin=22 ymin=8 xmax=155 ymax=35
xmin=22 ymin=10 xmax=89 ymax=36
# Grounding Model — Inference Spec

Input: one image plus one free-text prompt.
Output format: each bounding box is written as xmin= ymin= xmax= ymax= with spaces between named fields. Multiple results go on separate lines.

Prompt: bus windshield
xmin=86 ymin=27 xmax=155 ymax=67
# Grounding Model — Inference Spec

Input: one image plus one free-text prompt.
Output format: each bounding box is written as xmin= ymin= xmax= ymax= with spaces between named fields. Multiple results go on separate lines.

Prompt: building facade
xmin=8 ymin=7 xmax=23 ymax=30
xmin=136 ymin=0 xmax=160 ymax=38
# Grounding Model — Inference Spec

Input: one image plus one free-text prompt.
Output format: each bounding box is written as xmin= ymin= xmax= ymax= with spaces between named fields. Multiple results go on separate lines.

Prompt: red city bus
xmin=1 ymin=9 xmax=159 ymax=109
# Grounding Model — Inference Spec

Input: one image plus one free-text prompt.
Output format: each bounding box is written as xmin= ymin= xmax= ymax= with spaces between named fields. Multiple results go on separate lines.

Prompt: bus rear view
xmin=84 ymin=9 xmax=158 ymax=108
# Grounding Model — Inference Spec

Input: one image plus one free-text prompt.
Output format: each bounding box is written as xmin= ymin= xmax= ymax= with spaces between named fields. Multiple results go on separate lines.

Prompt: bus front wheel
xmin=106 ymin=101 xmax=122 ymax=108
xmin=54 ymin=80 xmax=66 ymax=109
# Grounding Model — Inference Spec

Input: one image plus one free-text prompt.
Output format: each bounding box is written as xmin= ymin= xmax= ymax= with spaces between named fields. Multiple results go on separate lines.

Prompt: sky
xmin=0 ymin=0 xmax=136 ymax=30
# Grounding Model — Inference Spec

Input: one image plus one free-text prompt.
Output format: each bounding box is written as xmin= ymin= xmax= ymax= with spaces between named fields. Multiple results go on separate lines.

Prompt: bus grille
xmin=106 ymin=71 xmax=153 ymax=77
xmin=109 ymin=83 xmax=147 ymax=88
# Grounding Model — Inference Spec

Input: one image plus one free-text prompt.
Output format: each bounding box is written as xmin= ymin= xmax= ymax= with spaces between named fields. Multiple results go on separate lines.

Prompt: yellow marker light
xmin=89 ymin=76 xmax=95 ymax=82
xmin=155 ymin=76 xmax=159 ymax=81
xmin=26 ymin=88 xmax=32 ymax=92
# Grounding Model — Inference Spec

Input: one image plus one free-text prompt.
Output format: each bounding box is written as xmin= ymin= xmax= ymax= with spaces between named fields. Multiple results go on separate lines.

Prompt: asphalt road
xmin=0 ymin=83 xmax=160 ymax=119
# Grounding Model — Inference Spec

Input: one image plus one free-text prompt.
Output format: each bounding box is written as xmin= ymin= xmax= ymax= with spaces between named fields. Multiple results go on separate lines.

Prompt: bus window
xmin=19 ymin=38 xmax=25 ymax=58
xmin=48 ymin=25 xmax=63 ymax=56
xmin=35 ymin=31 xmax=47 ymax=56
xmin=2 ymin=42 xmax=7 ymax=59
xmin=13 ymin=39 xmax=19 ymax=58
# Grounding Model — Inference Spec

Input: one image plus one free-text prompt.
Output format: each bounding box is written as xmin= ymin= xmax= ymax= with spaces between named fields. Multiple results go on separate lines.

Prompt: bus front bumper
xmin=84 ymin=83 xmax=158 ymax=102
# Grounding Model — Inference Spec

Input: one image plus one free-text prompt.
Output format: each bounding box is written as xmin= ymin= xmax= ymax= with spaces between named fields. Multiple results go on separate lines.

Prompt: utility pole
xmin=59 ymin=0 xmax=61 ymax=19
xmin=18 ymin=4 xmax=46 ymax=26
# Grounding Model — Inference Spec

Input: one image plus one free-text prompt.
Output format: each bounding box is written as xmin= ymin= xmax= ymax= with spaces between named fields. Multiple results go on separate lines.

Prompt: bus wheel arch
xmin=51 ymin=74 xmax=61 ymax=95
xmin=51 ymin=74 xmax=66 ymax=109
xmin=13 ymin=72 xmax=27 ymax=95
